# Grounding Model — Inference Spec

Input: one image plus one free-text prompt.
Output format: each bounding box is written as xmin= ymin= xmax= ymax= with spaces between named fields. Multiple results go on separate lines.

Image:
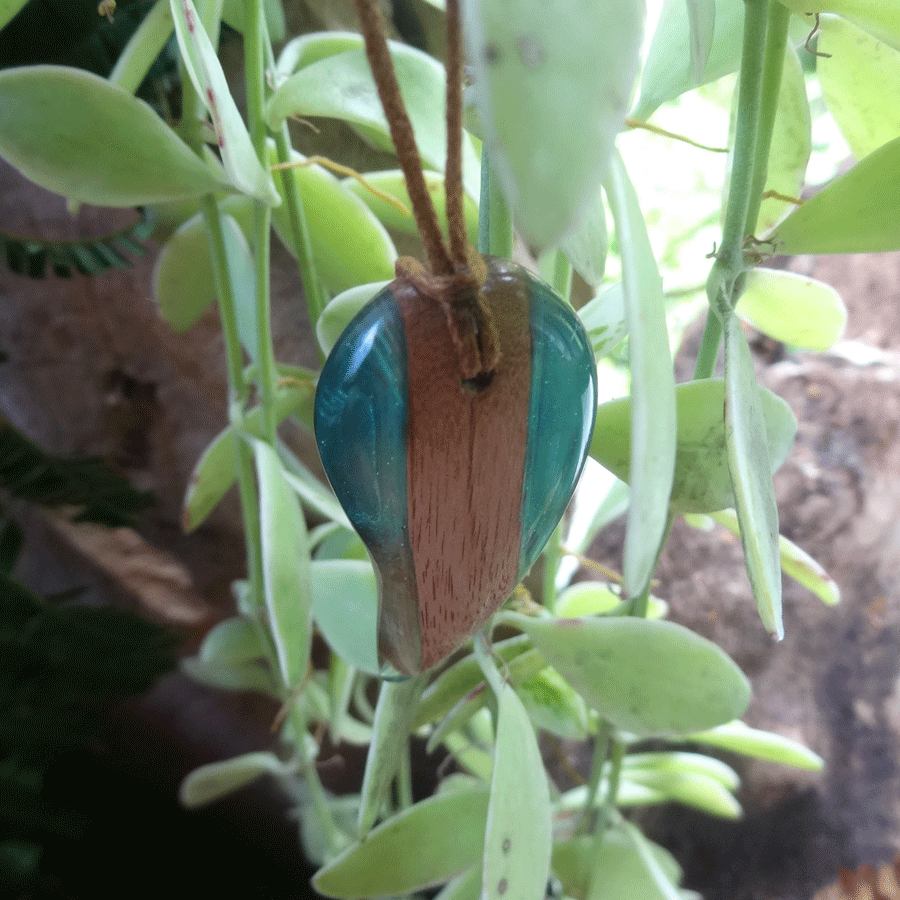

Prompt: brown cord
xmin=355 ymin=0 xmax=500 ymax=378
xmin=444 ymin=0 xmax=468 ymax=267
xmin=354 ymin=0 xmax=453 ymax=276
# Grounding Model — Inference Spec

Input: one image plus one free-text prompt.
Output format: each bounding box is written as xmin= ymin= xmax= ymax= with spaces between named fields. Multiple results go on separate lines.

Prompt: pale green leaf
xmin=559 ymin=184 xmax=609 ymax=288
xmin=221 ymin=0 xmax=285 ymax=41
xmin=253 ymin=440 xmax=312 ymax=687
xmin=483 ymin=685 xmax=552 ymax=900
xmin=310 ymin=559 xmax=380 ymax=676
xmin=590 ymin=378 xmax=796 ymax=514
xmin=736 ymin=268 xmax=846 ymax=350
xmin=773 ymin=135 xmax=900 ymax=253
xmin=779 ymin=0 xmax=900 ymax=51
xmin=818 ymin=14 xmax=900 ymax=161
xmin=0 ymin=0 xmax=27 ymax=29
xmin=686 ymin=719 xmax=825 ymax=770
xmin=625 ymin=769 xmax=742 ymax=818
xmin=358 ymin=675 xmax=427 ymax=837
xmin=634 ymin=0 xmax=744 ymax=119
xmin=554 ymin=581 xmax=668 ymax=620
xmin=605 ymin=152 xmax=676 ymax=595
xmin=578 ymin=283 xmax=629 ymax=360
xmin=433 ymin=868 xmax=481 ymax=900
xmin=181 ymin=655 xmax=277 ymax=694
xmin=709 ymin=509 xmax=841 ymax=606
xmin=723 ymin=315 xmax=783 ymax=638
xmin=317 ymin=282 xmax=390 ymax=356
xmin=269 ymin=144 xmax=397 ymax=292
xmin=170 ymin=0 xmax=279 ymax=204
xmin=179 ymin=751 xmax=289 ymax=808
xmin=464 ymin=0 xmax=643 ymax=247
xmin=341 ymin=169 xmax=480 ymax=243
xmin=623 ymin=751 xmax=741 ymax=790
xmin=0 ymin=65 xmax=225 ymax=206
xmin=199 ymin=617 xmax=265 ymax=665
xmin=181 ymin=381 xmax=315 ymax=531
xmin=517 ymin=665 xmax=591 ymax=740
xmin=312 ymin=788 xmax=490 ymax=898
xmin=620 ymin=820 xmax=683 ymax=900
xmin=756 ymin=44 xmax=811 ymax=233
xmin=686 ymin=0 xmax=717 ymax=82
xmin=275 ymin=30 xmax=372 ymax=80
xmin=506 ymin=613 xmax=750 ymax=737
xmin=266 ymin=44 xmax=480 ymax=200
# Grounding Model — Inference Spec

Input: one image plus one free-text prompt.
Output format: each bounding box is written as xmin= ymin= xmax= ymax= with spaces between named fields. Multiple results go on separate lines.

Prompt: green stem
xmin=744 ymin=1 xmax=791 ymax=236
xmin=627 ymin=511 xmax=674 ymax=618
xmin=243 ymin=0 xmax=267 ymax=153
xmin=541 ymin=522 xmax=563 ymax=610
xmin=552 ymin=251 xmax=573 ymax=301
xmin=576 ymin=720 xmax=611 ymax=835
xmin=474 ymin=632 xmax=505 ymax=698
xmin=397 ymin=744 xmax=413 ymax=810
xmin=109 ymin=0 xmax=174 ymax=95
xmin=478 ymin=149 xmax=513 ymax=259
xmin=692 ymin=311 xmax=723 ymax=380
xmin=598 ymin=737 xmax=625 ymax=832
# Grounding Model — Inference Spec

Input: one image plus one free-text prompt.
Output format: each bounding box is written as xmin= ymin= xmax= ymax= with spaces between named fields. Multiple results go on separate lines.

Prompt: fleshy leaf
xmin=578 ymin=283 xmax=629 ymax=361
xmin=199 ymin=617 xmax=265 ymax=666
xmin=169 ymin=0 xmax=279 ymax=204
xmin=253 ymin=440 xmax=311 ymax=688
xmin=723 ymin=316 xmax=783 ymax=638
xmin=312 ymin=789 xmax=490 ymax=898
xmin=506 ymin=613 xmax=750 ymax=737
xmin=266 ymin=44 xmax=480 ymax=200
xmin=179 ymin=751 xmax=290 ymax=808
xmin=316 ymin=282 xmax=390 ymax=356
xmin=559 ymin=184 xmax=609 ymax=288
xmin=464 ymin=0 xmax=643 ymax=247
xmin=778 ymin=1 xmax=900 ymax=51
xmin=634 ymin=0 xmax=744 ymax=120
xmin=482 ymin=685 xmax=552 ymax=900
xmin=818 ymin=14 xmax=900 ymax=161
xmin=605 ymin=152 xmax=676 ymax=595
xmin=773 ymin=135 xmax=900 ymax=253
xmin=310 ymin=560 xmax=381 ymax=676
xmin=736 ymin=268 xmax=846 ymax=351
xmin=756 ymin=44 xmax=811 ymax=233
xmin=0 ymin=65 xmax=224 ymax=206
xmin=686 ymin=719 xmax=825 ymax=770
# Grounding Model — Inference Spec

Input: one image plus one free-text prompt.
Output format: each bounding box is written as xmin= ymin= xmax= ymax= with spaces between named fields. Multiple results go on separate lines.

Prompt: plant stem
xmin=744 ymin=1 xmax=791 ymax=236
xmin=541 ymin=522 xmax=563 ymax=609
xmin=552 ymin=251 xmax=573 ymax=301
xmin=577 ymin=719 xmax=611 ymax=835
xmin=598 ymin=736 xmax=625 ymax=832
xmin=696 ymin=0 xmax=771 ymax=378
xmin=474 ymin=632 xmax=505 ymax=698
xmin=478 ymin=148 xmax=513 ymax=259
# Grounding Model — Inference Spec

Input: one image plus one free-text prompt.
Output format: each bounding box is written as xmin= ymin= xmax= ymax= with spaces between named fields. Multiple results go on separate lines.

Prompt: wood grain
xmin=396 ymin=260 xmax=531 ymax=671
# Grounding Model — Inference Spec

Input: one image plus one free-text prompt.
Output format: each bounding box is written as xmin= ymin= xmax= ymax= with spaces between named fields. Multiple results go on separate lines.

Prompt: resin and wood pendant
xmin=315 ymin=256 xmax=597 ymax=675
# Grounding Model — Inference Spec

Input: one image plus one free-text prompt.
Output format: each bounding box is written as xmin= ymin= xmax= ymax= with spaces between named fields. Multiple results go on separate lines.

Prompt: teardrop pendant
xmin=314 ymin=256 xmax=596 ymax=674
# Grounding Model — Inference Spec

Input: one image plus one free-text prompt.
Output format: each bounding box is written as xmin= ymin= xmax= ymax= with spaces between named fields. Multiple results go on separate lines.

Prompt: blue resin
xmin=314 ymin=289 xmax=412 ymax=570
xmin=518 ymin=271 xmax=597 ymax=578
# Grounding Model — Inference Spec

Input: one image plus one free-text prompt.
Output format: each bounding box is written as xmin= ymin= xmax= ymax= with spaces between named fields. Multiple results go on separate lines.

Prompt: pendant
xmin=314 ymin=256 xmax=597 ymax=675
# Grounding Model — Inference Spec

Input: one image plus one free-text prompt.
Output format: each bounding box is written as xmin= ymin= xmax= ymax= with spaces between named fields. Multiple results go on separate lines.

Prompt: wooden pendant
xmin=314 ymin=256 xmax=597 ymax=675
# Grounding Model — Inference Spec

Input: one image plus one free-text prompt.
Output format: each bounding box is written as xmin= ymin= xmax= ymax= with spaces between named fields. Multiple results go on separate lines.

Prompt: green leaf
xmin=756 ymin=44 xmax=811 ymax=233
xmin=686 ymin=719 xmax=824 ymax=770
xmin=554 ymin=581 xmax=668 ymax=620
xmin=590 ymin=378 xmax=796 ymax=514
xmin=0 ymin=419 xmax=153 ymax=526
xmin=483 ymin=685 xmax=552 ymax=900
xmin=316 ymin=282 xmax=390 ymax=356
xmin=559 ymin=184 xmax=609 ymax=288
xmin=266 ymin=43 xmax=480 ymax=200
xmin=199 ymin=617 xmax=265 ymax=666
xmin=778 ymin=0 xmax=900 ymax=51
xmin=0 ymin=0 xmax=28 ymax=30
xmin=253 ymin=440 xmax=311 ymax=687
xmin=773 ymin=134 xmax=900 ymax=253
xmin=553 ymin=824 xmax=685 ymax=900
xmin=517 ymin=665 xmax=591 ymax=740
xmin=505 ymin=613 xmax=750 ymax=737
xmin=464 ymin=0 xmax=643 ymax=247
xmin=357 ymin=675 xmax=427 ymax=837
xmin=619 ymin=820 xmax=683 ymax=900
xmin=181 ymin=655 xmax=278 ymax=694
xmin=723 ymin=316 xmax=783 ymax=638
xmin=0 ymin=65 xmax=224 ymax=206
xmin=433 ymin=868 xmax=481 ymax=900
xmin=279 ymin=451 xmax=352 ymax=529
xmin=605 ymin=153 xmax=676 ymax=595
xmin=624 ymin=751 xmax=740 ymax=790
xmin=818 ymin=14 xmax=900 ymax=161
xmin=341 ymin=169 xmax=480 ymax=244
xmin=275 ymin=30 xmax=373 ymax=79
xmin=634 ymin=0 xmax=744 ymax=119
xmin=686 ymin=0 xmax=717 ymax=83
xmin=709 ymin=509 xmax=841 ymax=606
xmin=312 ymin=788 xmax=490 ymax=898
xmin=181 ymin=381 xmax=315 ymax=531
xmin=221 ymin=0 xmax=285 ymax=41
xmin=310 ymin=559 xmax=381 ymax=676
xmin=179 ymin=751 xmax=290 ymax=808
xmin=578 ymin=283 xmax=629 ymax=360
xmin=269 ymin=144 xmax=397 ymax=292
xmin=170 ymin=0 xmax=279 ymax=204
xmin=736 ymin=268 xmax=846 ymax=351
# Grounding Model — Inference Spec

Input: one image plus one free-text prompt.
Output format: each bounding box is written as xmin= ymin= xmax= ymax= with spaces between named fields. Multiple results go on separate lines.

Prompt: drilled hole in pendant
xmin=461 ymin=370 xmax=494 ymax=393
